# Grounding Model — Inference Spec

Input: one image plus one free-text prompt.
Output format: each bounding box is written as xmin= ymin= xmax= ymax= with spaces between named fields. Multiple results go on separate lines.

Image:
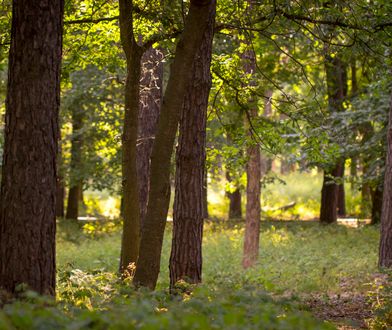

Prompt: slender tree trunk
xmin=118 ymin=0 xmax=142 ymax=275
xmin=202 ymin=170 xmax=209 ymax=219
xmin=169 ymin=8 xmax=215 ymax=289
xmin=226 ymin=172 xmax=242 ymax=219
xmin=371 ymin=183 xmax=383 ymax=225
xmin=379 ymin=89 xmax=392 ymax=268
xmin=56 ymin=144 xmax=65 ymax=218
xmin=134 ymin=0 xmax=216 ymax=290
xmin=243 ymin=108 xmax=261 ymax=268
xmin=319 ymin=55 xmax=347 ymax=224
xmin=242 ymin=32 xmax=261 ymax=268
xmin=337 ymin=160 xmax=346 ymax=217
xmin=66 ymin=107 xmax=84 ymax=220
xmin=137 ymin=47 xmax=163 ymax=228
xmin=0 ymin=0 xmax=64 ymax=296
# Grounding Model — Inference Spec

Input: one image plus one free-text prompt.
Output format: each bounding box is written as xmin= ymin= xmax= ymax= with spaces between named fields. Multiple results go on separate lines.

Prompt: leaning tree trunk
xmin=137 ymin=47 xmax=163 ymax=228
xmin=226 ymin=172 xmax=242 ymax=219
xmin=319 ymin=55 xmax=347 ymax=224
xmin=169 ymin=4 xmax=215 ymax=289
xmin=118 ymin=0 xmax=142 ymax=275
xmin=133 ymin=0 xmax=217 ymax=290
xmin=66 ymin=107 xmax=84 ymax=220
xmin=379 ymin=89 xmax=392 ymax=268
xmin=0 ymin=0 xmax=64 ymax=296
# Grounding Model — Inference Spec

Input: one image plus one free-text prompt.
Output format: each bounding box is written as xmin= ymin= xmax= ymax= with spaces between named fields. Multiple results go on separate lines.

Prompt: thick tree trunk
xmin=0 ymin=0 xmax=64 ymax=296
xmin=226 ymin=172 xmax=242 ymax=219
xmin=379 ymin=90 xmax=392 ymax=267
xmin=118 ymin=0 xmax=142 ymax=275
xmin=66 ymin=107 xmax=84 ymax=220
xmin=133 ymin=0 xmax=216 ymax=290
xmin=169 ymin=8 xmax=215 ymax=289
xmin=319 ymin=55 xmax=347 ymax=224
xmin=137 ymin=47 xmax=163 ymax=228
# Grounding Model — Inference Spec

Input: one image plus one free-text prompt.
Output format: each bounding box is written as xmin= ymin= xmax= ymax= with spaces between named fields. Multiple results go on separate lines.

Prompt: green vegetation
xmin=0 ymin=215 xmax=378 ymax=329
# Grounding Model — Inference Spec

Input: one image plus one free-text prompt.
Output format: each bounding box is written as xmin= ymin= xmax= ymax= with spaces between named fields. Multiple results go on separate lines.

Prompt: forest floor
xmin=0 ymin=219 xmax=390 ymax=329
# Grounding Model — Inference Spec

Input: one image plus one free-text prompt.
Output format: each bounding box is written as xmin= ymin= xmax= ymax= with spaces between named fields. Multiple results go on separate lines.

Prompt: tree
xmin=134 ymin=0 xmax=217 ymax=290
xmin=66 ymin=106 xmax=84 ymax=220
xmin=118 ymin=0 xmax=143 ymax=274
xmin=0 ymin=0 xmax=64 ymax=295
xmin=137 ymin=47 xmax=163 ymax=227
xmin=169 ymin=0 xmax=216 ymax=289
xmin=379 ymin=88 xmax=392 ymax=268
xmin=319 ymin=55 xmax=347 ymax=224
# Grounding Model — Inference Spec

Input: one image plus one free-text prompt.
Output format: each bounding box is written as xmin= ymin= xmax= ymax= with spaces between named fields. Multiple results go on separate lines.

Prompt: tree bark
xmin=379 ymin=89 xmax=392 ymax=268
xmin=169 ymin=7 xmax=214 ymax=288
xmin=0 ymin=0 xmax=64 ymax=296
xmin=226 ymin=172 xmax=242 ymax=219
xmin=66 ymin=106 xmax=84 ymax=220
xmin=371 ymin=183 xmax=383 ymax=225
xmin=337 ymin=160 xmax=346 ymax=217
xmin=133 ymin=0 xmax=216 ymax=290
xmin=118 ymin=0 xmax=142 ymax=275
xmin=242 ymin=33 xmax=261 ymax=268
xmin=137 ymin=47 xmax=163 ymax=228
xmin=319 ymin=55 xmax=347 ymax=224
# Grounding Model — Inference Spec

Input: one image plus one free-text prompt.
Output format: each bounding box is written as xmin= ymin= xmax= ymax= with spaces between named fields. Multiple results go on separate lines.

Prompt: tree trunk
xmin=0 ymin=0 xmax=64 ymax=296
xmin=319 ymin=55 xmax=347 ymax=224
xmin=56 ymin=144 xmax=65 ymax=218
xmin=319 ymin=165 xmax=341 ymax=224
xmin=118 ymin=0 xmax=142 ymax=275
xmin=133 ymin=0 xmax=216 ymax=290
xmin=137 ymin=47 xmax=163 ymax=228
xmin=169 ymin=8 xmax=215 ymax=289
xmin=242 ymin=36 xmax=261 ymax=268
xmin=65 ymin=106 xmax=84 ymax=220
xmin=226 ymin=172 xmax=242 ymax=219
xmin=337 ymin=160 xmax=346 ymax=217
xmin=243 ymin=108 xmax=261 ymax=268
xmin=379 ymin=89 xmax=392 ymax=267
xmin=371 ymin=183 xmax=383 ymax=225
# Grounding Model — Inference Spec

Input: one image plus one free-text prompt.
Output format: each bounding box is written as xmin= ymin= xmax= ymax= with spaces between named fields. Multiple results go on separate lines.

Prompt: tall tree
xmin=169 ymin=0 xmax=215 ymax=289
xmin=379 ymin=88 xmax=392 ymax=268
xmin=0 ymin=0 xmax=64 ymax=295
xmin=118 ymin=0 xmax=143 ymax=275
xmin=319 ymin=56 xmax=347 ymax=224
xmin=134 ymin=0 xmax=216 ymax=290
xmin=226 ymin=171 xmax=242 ymax=219
xmin=137 ymin=47 xmax=163 ymax=227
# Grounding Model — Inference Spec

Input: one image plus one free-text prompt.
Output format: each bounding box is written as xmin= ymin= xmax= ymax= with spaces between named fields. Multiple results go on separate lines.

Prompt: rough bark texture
xmin=133 ymin=0 xmax=216 ymax=290
xmin=137 ymin=47 xmax=163 ymax=228
xmin=119 ymin=0 xmax=142 ymax=274
xmin=66 ymin=107 xmax=84 ymax=220
xmin=242 ymin=43 xmax=261 ymax=268
xmin=319 ymin=55 xmax=347 ymax=224
xmin=169 ymin=6 xmax=215 ymax=289
xmin=0 ymin=0 xmax=64 ymax=295
xmin=379 ymin=89 xmax=392 ymax=267
xmin=226 ymin=172 xmax=242 ymax=219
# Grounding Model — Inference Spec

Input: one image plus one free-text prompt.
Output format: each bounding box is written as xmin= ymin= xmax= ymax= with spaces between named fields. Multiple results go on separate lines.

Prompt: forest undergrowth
xmin=0 ymin=219 xmax=390 ymax=330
